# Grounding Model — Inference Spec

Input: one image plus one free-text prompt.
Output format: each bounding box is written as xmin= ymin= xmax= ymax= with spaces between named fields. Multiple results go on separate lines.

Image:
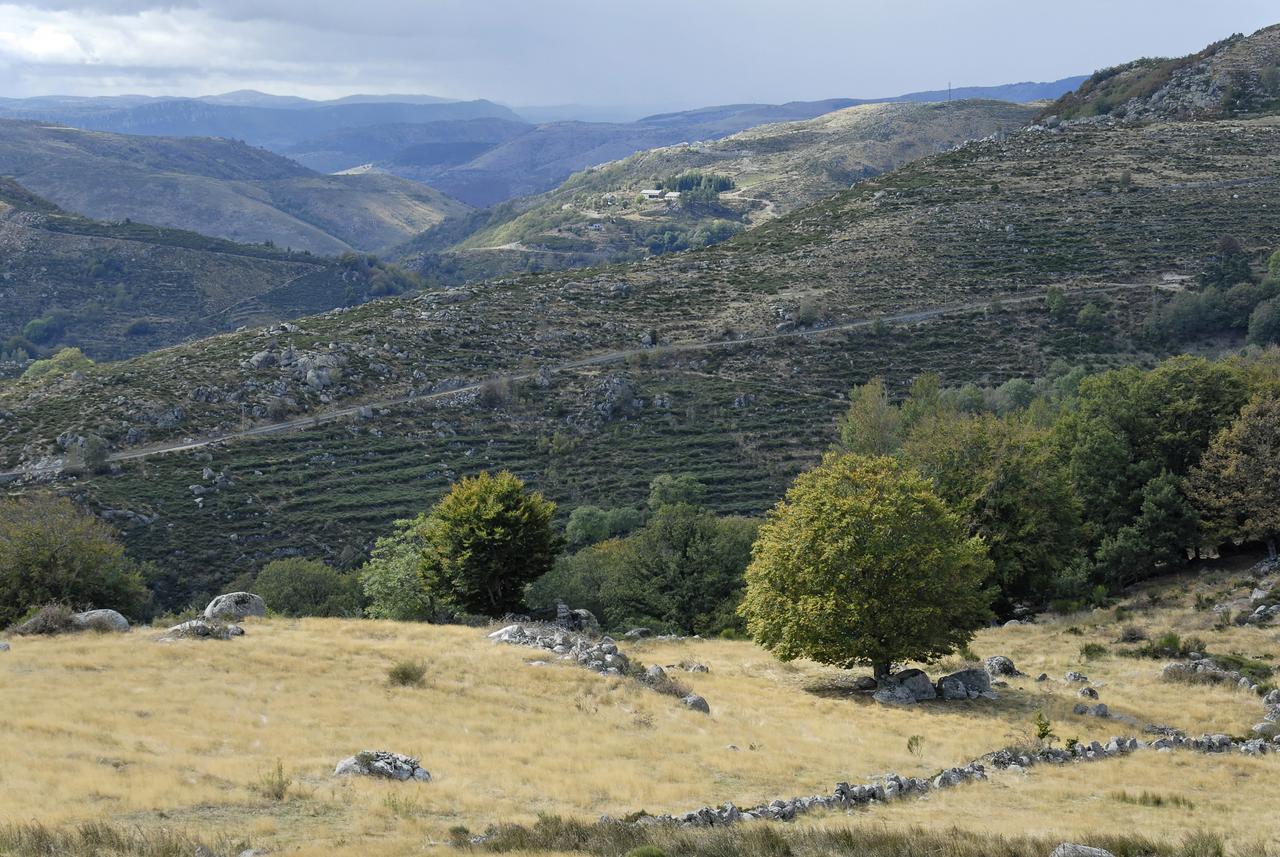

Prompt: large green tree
xmin=418 ymin=471 xmax=562 ymax=617
xmin=603 ymin=504 xmax=757 ymax=635
xmin=739 ymin=454 xmax=992 ymax=679
xmin=1190 ymin=391 xmax=1280 ymax=559
xmin=902 ymin=413 xmax=1082 ymax=613
xmin=0 ymin=495 xmax=149 ymax=626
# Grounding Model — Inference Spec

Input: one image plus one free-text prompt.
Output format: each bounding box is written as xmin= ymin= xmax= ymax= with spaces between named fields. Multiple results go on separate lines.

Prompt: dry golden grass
xmin=0 ymin=566 xmax=1277 ymax=855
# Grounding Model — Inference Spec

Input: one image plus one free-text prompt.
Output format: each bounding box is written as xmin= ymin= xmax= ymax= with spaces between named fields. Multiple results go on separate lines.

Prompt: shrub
xmin=626 ymin=848 xmax=668 ymax=857
xmin=9 ymin=604 xmax=74 ymax=636
xmin=254 ymin=760 xmax=292 ymax=802
xmin=1117 ymin=624 xmax=1147 ymax=643
xmin=254 ymin=558 xmax=362 ymax=617
xmin=0 ymin=496 xmax=149 ymax=627
xmin=1079 ymin=642 xmax=1108 ymax=660
xmin=388 ymin=659 xmax=428 ymax=688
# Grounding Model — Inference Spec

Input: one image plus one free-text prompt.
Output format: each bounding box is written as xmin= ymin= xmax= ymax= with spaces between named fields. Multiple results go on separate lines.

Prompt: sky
xmin=0 ymin=1 xmax=1277 ymax=111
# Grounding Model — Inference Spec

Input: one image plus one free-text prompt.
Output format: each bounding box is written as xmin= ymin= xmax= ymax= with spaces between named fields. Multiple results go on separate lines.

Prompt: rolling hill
xmin=0 ymin=178 xmax=424 ymax=361
xmin=0 ymin=96 xmax=522 ymax=149
xmin=400 ymin=99 xmax=1036 ymax=276
xmin=0 ymin=120 xmax=471 ymax=255
xmin=2 ymin=29 xmax=1275 ymax=593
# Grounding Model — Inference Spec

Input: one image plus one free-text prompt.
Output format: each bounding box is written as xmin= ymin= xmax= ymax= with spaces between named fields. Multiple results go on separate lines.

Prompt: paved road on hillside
xmin=1 ymin=282 xmax=1154 ymax=479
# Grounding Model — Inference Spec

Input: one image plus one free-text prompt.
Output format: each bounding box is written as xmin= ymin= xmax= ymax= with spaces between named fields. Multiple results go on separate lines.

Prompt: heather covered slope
xmin=0 ymin=179 xmax=423 ymax=361
xmin=404 ymin=99 xmax=1035 ymax=275
xmin=4 ymin=110 xmax=1280 ymax=585
xmin=0 ymin=120 xmax=471 ymax=254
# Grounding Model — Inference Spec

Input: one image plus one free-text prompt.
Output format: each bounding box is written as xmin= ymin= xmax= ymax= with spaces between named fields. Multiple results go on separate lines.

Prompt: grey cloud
xmin=0 ymin=1 xmax=1276 ymax=107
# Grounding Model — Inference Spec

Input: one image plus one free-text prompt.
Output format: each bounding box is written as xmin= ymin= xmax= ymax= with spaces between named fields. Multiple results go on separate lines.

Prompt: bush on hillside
xmin=0 ymin=495 xmax=149 ymax=628
xmin=254 ymin=558 xmax=363 ymax=617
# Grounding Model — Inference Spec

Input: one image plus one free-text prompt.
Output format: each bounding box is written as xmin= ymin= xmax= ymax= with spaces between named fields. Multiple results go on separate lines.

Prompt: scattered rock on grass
xmin=0 ymin=641 xmax=9 ymax=652
xmin=984 ymin=655 xmax=1021 ymax=677
xmin=334 ymin=751 xmax=431 ymax=782
xmin=681 ymin=694 xmax=710 ymax=714
xmin=1050 ymin=845 xmax=1116 ymax=857
xmin=203 ymin=592 xmax=266 ymax=621
xmin=1064 ymin=671 xmax=1089 ymax=683
xmin=70 ymin=609 xmax=130 ymax=632
xmin=160 ymin=619 xmax=244 ymax=641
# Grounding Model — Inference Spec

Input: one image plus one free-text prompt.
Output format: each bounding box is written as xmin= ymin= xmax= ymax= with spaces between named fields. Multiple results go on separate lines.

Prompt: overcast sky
xmin=0 ymin=1 xmax=1276 ymax=110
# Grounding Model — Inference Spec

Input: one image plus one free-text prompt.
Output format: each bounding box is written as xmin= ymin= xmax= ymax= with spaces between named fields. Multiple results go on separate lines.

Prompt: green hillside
xmin=400 ymin=100 xmax=1034 ymax=277
xmin=0 ymin=178 xmax=422 ymax=362
xmin=6 ymin=27 xmax=1280 ymax=600
xmin=0 ymin=120 xmax=471 ymax=255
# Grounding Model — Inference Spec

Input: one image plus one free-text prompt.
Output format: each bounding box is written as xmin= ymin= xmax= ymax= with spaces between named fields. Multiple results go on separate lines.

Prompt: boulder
xmin=1064 ymin=671 xmax=1089 ymax=683
xmin=1036 ymin=673 xmax=1050 ymax=682
xmin=874 ymin=683 xmax=917 ymax=705
xmin=1050 ymin=846 xmax=1116 ymax=857
xmin=1252 ymin=721 xmax=1280 ymax=739
xmin=645 ymin=665 xmax=667 ymax=681
xmin=1078 ymin=686 xmax=1099 ymax=699
xmin=984 ymin=655 xmax=1021 ymax=677
xmin=161 ymin=619 xmax=244 ymax=641
xmin=938 ymin=676 xmax=970 ymax=700
xmin=334 ymin=751 xmax=430 ymax=782
xmin=624 ymin=628 xmax=653 ymax=640
xmin=1265 ymin=689 xmax=1280 ymax=706
xmin=681 ymin=694 xmax=710 ymax=714
xmin=69 ymin=609 xmax=130 ymax=632
xmin=938 ymin=668 xmax=991 ymax=696
xmin=894 ymin=668 xmax=937 ymax=701
xmin=853 ymin=675 xmax=879 ymax=691
xmin=203 ymin=592 xmax=266 ymax=621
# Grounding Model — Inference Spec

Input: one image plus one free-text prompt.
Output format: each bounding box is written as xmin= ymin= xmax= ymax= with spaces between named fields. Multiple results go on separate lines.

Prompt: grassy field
xmin=1 ymin=560 xmax=1277 ymax=856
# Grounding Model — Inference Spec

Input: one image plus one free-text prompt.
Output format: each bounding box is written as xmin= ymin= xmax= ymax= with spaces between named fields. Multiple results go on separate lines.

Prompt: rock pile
xmin=159 ymin=619 xmax=245 ymax=641
xmin=204 ymin=592 xmax=266 ymax=621
xmin=872 ymin=665 xmax=997 ymax=705
xmin=489 ymin=624 xmax=631 ymax=677
xmin=1161 ymin=658 xmax=1267 ymax=693
xmin=334 ymin=751 xmax=431 ymax=782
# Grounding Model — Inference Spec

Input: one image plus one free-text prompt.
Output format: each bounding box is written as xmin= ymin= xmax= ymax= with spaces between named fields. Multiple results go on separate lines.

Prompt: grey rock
xmin=1078 ymin=686 xmax=1099 ymax=699
xmin=69 ymin=609 xmax=130 ymax=632
xmin=160 ymin=619 xmax=244 ymax=641
xmin=645 ymin=665 xmax=667 ymax=681
xmin=984 ymin=655 xmax=1021 ymax=677
xmin=1252 ymin=721 xmax=1280 ymax=739
xmin=334 ymin=750 xmax=430 ymax=782
xmin=874 ymin=683 xmax=917 ymax=706
xmin=1050 ymin=845 xmax=1116 ymax=857
xmin=204 ymin=592 xmax=266 ymax=621
xmin=0 ymin=641 xmax=9 ymax=652
xmin=681 ymin=694 xmax=711 ymax=714
xmin=894 ymin=668 xmax=937 ymax=701
xmin=1064 ymin=671 xmax=1089 ymax=683
xmin=624 ymin=628 xmax=653 ymax=640
xmin=1036 ymin=672 xmax=1050 ymax=682
xmin=1265 ymin=689 xmax=1280 ymax=706
xmin=853 ymin=675 xmax=878 ymax=691
xmin=938 ymin=668 xmax=991 ymax=696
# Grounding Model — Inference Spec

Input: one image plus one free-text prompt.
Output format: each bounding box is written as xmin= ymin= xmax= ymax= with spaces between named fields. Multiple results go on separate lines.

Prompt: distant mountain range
xmin=0 ymin=77 xmax=1085 ymax=207
xmin=0 ymin=120 xmax=470 ymax=255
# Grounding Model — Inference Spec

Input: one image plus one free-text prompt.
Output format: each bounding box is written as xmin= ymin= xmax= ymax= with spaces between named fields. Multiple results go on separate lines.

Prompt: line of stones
xmin=600 ymin=730 xmax=1280 ymax=830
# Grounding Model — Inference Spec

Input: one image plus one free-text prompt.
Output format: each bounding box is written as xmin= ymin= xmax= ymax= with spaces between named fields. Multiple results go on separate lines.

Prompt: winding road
xmin=1 ymin=282 xmax=1156 ymax=480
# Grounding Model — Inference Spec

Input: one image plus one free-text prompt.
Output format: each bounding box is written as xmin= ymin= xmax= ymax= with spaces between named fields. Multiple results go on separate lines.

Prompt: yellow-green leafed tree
xmin=739 ymin=453 xmax=993 ymax=679
xmin=419 ymin=470 xmax=563 ymax=617
xmin=1190 ymin=391 xmax=1280 ymax=560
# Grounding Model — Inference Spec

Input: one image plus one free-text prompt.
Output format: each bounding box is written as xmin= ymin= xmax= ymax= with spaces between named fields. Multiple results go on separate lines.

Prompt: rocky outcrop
xmin=69 ymin=609 xmax=130 ymax=632
xmin=489 ymin=623 xmax=631 ymax=677
xmin=334 ymin=751 xmax=431 ymax=782
xmin=875 ymin=666 xmax=994 ymax=705
xmin=203 ymin=592 xmax=266 ymax=621
xmin=1161 ymin=658 xmax=1267 ymax=693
